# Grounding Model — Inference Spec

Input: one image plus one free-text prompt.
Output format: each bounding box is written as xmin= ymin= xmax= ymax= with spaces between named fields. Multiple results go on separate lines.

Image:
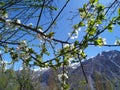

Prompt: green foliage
xmin=118 ymin=8 xmax=120 ymax=15
xmin=79 ymin=22 xmax=85 ymax=27
xmin=16 ymin=68 xmax=34 ymax=90
xmin=0 ymin=69 xmax=19 ymax=90
xmin=107 ymin=23 xmax=114 ymax=32
xmin=90 ymin=0 xmax=99 ymax=4
xmin=0 ymin=1 xmax=5 ymax=7
xmin=73 ymin=24 xmax=79 ymax=29
xmin=94 ymin=37 xmax=106 ymax=46
xmin=96 ymin=4 xmax=105 ymax=13
xmin=47 ymin=32 xmax=55 ymax=38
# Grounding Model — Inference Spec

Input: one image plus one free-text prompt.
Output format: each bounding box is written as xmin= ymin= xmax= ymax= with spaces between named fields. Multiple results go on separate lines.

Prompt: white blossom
xmin=74 ymin=29 xmax=79 ymax=36
xmin=22 ymin=40 xmax=27 ymax=45
xmin=37 ymin=28 xmax=44 ymax=40
xmin=28 ymin=23 xmax=33 ymax=27
xmin=114 ymin=39 xmax=120 ymax=45
xmin=95 ymin=24 xmax=99 ymax=27
xmin=70 ymin=30 xmax=78 ymax=39
xmin=102 ymin=38 xmax=107 ymax=45
xmin=20 ymin=53 xmax=30 ymax=60
xmin=38 ymin=28 xmax=43 ymax=32
xmin=78 ymin=27 xmax=81 ymax=31
xmin=17 ymin=40 xmax=27 ymax=50
xmin=3 ymin=13 xmax=8 ymax=18
xmin=16 ymin=19 xmax=21 ymax=24
xmin=58 ymin=73 xmax=69 ymax=82
xmin=64 ymin=44 xmax=70 ymax=48
xmin=78 ymin=49 xmax=83 ymax=54
xmin=68 ymin=27 xmax=81 ymax=40
xmin=70 ymin=43 xmax=74 ymax=50
xmin=70 ymin=36 xmax=75 ymax=39
xmin=6 ymin=19 xmax=11 ymax=26
xmin=68 ymin=57 xmax=74 ymax=65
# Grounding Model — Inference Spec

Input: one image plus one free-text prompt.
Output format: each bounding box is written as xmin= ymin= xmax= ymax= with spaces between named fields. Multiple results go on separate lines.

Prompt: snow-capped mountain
xmin=34 ymin=50 xmax=120 ymax=90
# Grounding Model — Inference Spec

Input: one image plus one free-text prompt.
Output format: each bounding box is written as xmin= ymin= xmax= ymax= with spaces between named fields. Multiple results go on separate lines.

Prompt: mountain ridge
xmin=34 ymin=50 xmax=120 ymax=90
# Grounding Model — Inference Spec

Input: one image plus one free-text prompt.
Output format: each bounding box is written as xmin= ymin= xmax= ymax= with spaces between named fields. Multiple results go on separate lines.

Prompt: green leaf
xmin=107 ymin=24 xmax=114 ymax=30
xmin=83 ymin=4 xmax=87 ymax=10
xmin=74 ymin=40 xmax=79 ymax=46
xmin=88 ymin=19 xmax=94 ymax=26
xmin=90 ymin=0 xmax=99 ymax=4
xmin=47 ymin=32 xmax=55 ymax=38
xmin=98 ymin=13 xmax=105 ymax=20
xmin=80 ymin=12 xmax=86 ymax=18
xmin=96 ymin=20 xmax=102 ymax=24
xmin=2 ymin=10 xmax=7 ymax=15
xmin=28 ymin=48 xmax=34 ymax=53
xmin=118 ymin=8 xmax=120 ymax=15
xmin=96 ymin=4 xmax=105 ymax=13
xmin=108 ymin=29 xmax=113 ymax=32
xmin=117 ymin=21 xmax=120 ymax=25
xmin=94 ymin=37 xmax=104 ymax=46
xmin=89 ymin=27 xmax=97 ymax=35
xmin=11 ymin=52 xmax=18 ymax=60
xmin=49 ymin=6 xmax=58 ymax=11
xmin=73 ymin=24 xmax=79 ymax=29
xmin=81 ymin=51 xmax=86 ymax=59
xmin=78 ymin=8 xmax=84 ymax=12
xmin=79 ymin=22 xmax=85 ymax=27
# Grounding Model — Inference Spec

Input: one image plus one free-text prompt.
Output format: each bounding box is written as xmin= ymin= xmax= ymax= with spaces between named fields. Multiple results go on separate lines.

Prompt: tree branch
xmin=43 ymin=0 xmax=70 ymax=33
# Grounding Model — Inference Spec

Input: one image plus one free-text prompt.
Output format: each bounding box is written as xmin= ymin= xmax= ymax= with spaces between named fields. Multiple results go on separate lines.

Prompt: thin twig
xmin=77 ymin=53 xmax=88 ymax=83
xmin=36 ymin=0 xmax=45 ymax=29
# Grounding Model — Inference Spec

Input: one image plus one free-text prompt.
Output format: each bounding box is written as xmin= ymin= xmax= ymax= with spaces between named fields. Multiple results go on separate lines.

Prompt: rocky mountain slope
xmin=35 ymin=50 xmax=120 ymax=90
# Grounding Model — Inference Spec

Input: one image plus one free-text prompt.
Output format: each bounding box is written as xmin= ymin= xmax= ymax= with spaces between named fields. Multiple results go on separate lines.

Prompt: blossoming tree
xmin=0 ymin=0 xmax=120 ymax=89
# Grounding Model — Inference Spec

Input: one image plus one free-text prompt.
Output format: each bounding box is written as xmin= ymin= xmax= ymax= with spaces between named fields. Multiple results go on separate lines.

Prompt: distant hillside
xmin=36 ymin=50 xmax=120 ymax=90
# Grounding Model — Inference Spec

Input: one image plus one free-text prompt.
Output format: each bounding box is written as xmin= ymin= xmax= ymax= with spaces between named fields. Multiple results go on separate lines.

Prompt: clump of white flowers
xmin=58 ymin=73 xmax=69 ymax=82
xmin=38 ymin=28 xmax=43 ymax=32
xmin=68 ymin=57 xmax=75 ymax=66
xmin=21 ymin=53 xmax=30 ymax=60
xmin=16 ymin=40 xmax=32 ymax=60
xmin=14 ymin=19 xmax=21 ymax=28
xmin=63 ymin=43 xmax=75 ymax=50
xmin=17 ymin=40 xmax=27 ymax=50
xmin=5 ymin=19 xmax=21 ymax=29
xmin=63 ymin=44 xmax=69 ymax=48
xmin=114 ymin=39 xmax=120 ymax=45
xmin=57 ymin=72 xmax=69 ymax=90
xmin=5 ymin=19 xmax=11 ymax=26
xmin=68 ymin=27 xmax=81 ymax=40
xmin=102 ymin=38 xmax=107 ymax=45
xmin=37 ymin=28 xmax=45 ymax=41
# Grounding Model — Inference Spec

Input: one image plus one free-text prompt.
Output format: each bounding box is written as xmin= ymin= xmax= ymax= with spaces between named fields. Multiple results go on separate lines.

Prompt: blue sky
xmin=44 ymin=0 xmax=120 ymax=59
xmin=1 ymin=0 xmax=120 ymax=70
